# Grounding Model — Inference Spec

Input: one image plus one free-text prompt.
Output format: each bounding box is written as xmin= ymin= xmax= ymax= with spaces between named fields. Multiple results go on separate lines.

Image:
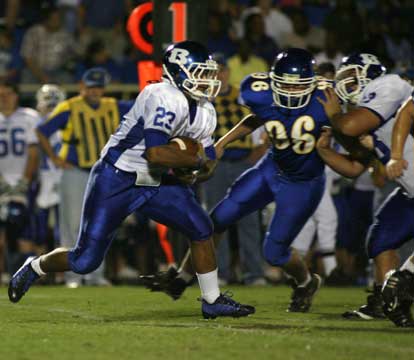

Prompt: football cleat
xmin=342 ymin=285 xmax=385 ymax=320
xmin=139 ymin=267 xmax=189 ymax=300
xmin=201 ymin=292 xmax=255 ymax=319
xmin=8 ymin=256 xmax=39 ymax=303
xmin=383 ymin=299 xmax=414 ymax=327
xmin=382 ymin=270 xmax=414 ymax=311
xmin=287 ymin=273 xmax=321 ymax=312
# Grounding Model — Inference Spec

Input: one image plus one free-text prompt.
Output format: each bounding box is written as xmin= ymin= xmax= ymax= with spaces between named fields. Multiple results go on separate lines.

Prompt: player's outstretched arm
xmin=317 ymin=88 xmax=381 ymax=137
xmin=214 ymin=114 xmax=261 ymax=159
xmin=386 ymin=98 xmax=413 ymax=180
xmin=317 ymin=127 xmax=366 ymax=178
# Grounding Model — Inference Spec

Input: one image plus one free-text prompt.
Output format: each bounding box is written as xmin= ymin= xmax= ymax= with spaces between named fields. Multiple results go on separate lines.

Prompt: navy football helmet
xmin=163 ymin=41 xmax=221 ymax=101
xmin=270 ymin=48 xmax=317 ymax=109
xmin=335 ymin=53 xmax=386 ymax=104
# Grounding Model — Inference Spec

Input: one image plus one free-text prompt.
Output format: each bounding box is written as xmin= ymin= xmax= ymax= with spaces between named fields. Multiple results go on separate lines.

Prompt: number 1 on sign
xmin=169 ymin=2 xmax=187 ymax=42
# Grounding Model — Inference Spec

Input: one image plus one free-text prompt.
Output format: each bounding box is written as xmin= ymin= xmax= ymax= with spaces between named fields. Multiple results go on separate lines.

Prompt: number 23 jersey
xmin=240 ymin=72 xmax=330 ymax=180
xmin=101 ymin=81 xmax=216 ymax=177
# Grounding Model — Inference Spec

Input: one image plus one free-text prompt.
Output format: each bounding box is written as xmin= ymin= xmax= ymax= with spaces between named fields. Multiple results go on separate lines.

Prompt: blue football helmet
xmin=335 ymin=53 xmax=386 ymax=104
xmin=163 ymin=41 xmax=221 ymax=101
xmin=270 ymin=48 xmax=317 ymax=109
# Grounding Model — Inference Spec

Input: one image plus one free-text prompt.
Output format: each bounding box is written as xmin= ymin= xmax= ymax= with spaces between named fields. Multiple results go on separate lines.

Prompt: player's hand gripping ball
xmin=169 ymin=137 xmax=204 ymax=184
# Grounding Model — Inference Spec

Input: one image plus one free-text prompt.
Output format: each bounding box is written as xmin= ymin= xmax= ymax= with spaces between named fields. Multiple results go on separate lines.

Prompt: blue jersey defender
xmin=205 ymin=48 xmax=330 ymax=312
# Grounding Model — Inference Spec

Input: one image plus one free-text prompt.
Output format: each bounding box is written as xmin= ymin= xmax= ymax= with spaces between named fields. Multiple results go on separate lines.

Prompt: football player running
xmin=381 ymin=95 xmax=414 ymax=327
xmin=316 ymin=53 xmax=414 ymax=324
xmin=8 ymin=41 xmax=255 ymax=319
xmin=144 ymin=48 xmax=335 ymax=313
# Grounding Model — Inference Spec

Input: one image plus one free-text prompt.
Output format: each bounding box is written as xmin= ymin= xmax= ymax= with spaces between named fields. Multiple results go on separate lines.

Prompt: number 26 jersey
xmin=240 ymin=72 xmax=330 ymax=181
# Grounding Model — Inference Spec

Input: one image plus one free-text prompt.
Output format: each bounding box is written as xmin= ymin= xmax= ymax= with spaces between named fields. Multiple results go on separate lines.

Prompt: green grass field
xmin=1 ymin=285 xmax=413 ymax=360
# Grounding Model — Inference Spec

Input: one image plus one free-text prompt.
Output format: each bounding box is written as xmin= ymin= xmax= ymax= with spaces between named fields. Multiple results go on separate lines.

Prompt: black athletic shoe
xmin=201 ymin=292 xmax=256 ymax=319
xmin=139 ymin=267 xmax=189 ymax=300
xmin=287 ymin=274 xmax=321 ymax=312
xmin=342 ymin=285 xmax=385 ymax=320
xmin=382 ymin=270 xmax=414 ymax=311
xmin=324 ymin=267 xmax=355 ymax=287
xmin=383 ymin=299 xmax=414 ymax=327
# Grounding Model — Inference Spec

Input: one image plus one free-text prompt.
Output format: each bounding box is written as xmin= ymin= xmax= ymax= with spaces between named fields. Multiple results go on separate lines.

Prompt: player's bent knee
xmin=262 ymin=241 xmax=291 ymax=267
xmin=68 ymin=245 xmax=104 ymax=275
xmin=210 ymin=200 xmax=241 ymax=233
xmin=69 ymin=255 xmax=103 ymax=275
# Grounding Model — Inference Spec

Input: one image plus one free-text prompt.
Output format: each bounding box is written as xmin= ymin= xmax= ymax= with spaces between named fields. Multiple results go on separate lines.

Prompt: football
xmin=169 ymin=136 xmax=200 ymax=155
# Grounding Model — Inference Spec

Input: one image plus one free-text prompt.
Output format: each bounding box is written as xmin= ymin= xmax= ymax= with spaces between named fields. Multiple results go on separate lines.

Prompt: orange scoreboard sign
xmin=127 ymin=0 xmax=208 ymax=89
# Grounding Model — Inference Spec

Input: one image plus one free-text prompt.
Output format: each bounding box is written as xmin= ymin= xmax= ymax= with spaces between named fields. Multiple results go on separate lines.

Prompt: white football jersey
xmin=0 ymin=107 xmax=40 ymax=186
xmin=101 ymin=81 xmax=216 ymax=185
xmin=358 ymin=74 xmax=414 ymax=196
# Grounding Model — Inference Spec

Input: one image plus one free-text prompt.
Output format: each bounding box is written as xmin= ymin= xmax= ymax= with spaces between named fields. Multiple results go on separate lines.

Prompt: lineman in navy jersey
xmin=317 ymin=53 xmax=414 ymax=324
xmin=8 ymin=41 xmax=254 ymax=319
xmin=146 ymin=48 xmax=330 ymax=312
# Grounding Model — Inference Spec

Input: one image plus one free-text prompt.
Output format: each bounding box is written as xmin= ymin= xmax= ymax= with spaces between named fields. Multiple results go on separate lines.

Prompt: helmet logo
xmin=168 ymin=48 xmax=190 ymax=65
xmin=360 ymin=53 xmax=380 ymax=65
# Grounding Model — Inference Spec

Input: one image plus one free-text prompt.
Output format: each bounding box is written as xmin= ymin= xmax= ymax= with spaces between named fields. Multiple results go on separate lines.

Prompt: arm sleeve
xmin=359 ymin=77 xmax=413 ymax=124
xmin=36 ymin=102 xmax=71 ymax=137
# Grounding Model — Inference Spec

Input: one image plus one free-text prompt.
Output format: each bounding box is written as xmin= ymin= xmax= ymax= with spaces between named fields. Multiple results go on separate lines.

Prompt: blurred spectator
xmin=384 ymin=17 xmax=412 ymax=70
xmin=360 ymin=17 xmax=394 ymax=71
xmin=227 ymin=39 xmax=268 ymax=87
xmin=282 ymin=9 xmax=325 ymax=53
xmin=323 ymin=0 xmax=363 ymax=54
xmin=303 ymin=0 xmax=332 ymax=27
xmin=314 ymin=32 xmax=344 ymax=70
xmin=75 ymin=39 xmax=121 ymax=82
xmin=240 ymin=0 xmax=293 ymax=47
xmin=78 ymin=0 xmax=128 ymax=62
xmin=0 ymin=28 xmax=22 ymax=82
xmin=56 ymin=0 xmax=81 ymax=34
xmin=20 ymin=5 xmax=76 ymax=83
xmin=244 ymin=13 xmax=278 ymax=65
xmin=207 ymin=11 xmax=237 ymax=59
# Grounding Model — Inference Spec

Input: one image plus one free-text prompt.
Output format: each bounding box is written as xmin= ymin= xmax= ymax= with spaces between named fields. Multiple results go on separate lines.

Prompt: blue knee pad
xmin=68 ymin=235 xmax=106 ymax=274
xmin=262 ymin=238 xmax=291 ymax=267
xmin=210 ymin=198 xmax=240 ymax=234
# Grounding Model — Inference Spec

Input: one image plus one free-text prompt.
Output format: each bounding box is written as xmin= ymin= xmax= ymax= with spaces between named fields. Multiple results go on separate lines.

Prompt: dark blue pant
xmin=367 ymin=187 xmax=414 ymax=258
xmin=211 ymin=154 xmax=325 ymax=267
xmin=68 ymin=160 xmax=213 ymax=274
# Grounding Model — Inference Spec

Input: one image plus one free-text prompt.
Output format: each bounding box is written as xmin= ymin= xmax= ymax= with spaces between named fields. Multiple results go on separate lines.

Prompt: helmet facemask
xmin=335 ymin=65 xmax=372 ymax=105
xmin=163 ymin=59 xmax=221 ymax=101
xmin=270 ymin=72 xmax=316 ymax=109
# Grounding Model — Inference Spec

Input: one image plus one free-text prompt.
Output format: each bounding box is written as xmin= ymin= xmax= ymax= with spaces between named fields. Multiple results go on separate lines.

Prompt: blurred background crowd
xmin=0 ymin=0 xmax=413 ymax=288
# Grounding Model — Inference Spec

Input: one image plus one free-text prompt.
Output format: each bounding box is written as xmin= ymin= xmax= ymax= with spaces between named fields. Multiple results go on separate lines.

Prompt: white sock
xmin=31 ymin=257 xmax=46 ymax=276
xmin=298 ymin=272 xmax=312 ymax=287
xmin=177 ymin=270 xmax=194 ymax=284
xmin=196 ymin=268 xmax=220 ymax=304
xmin=401 ymin=256 xmax=414 ymax=273
xmin=322 ymin=255 xmax=337 ymax=276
